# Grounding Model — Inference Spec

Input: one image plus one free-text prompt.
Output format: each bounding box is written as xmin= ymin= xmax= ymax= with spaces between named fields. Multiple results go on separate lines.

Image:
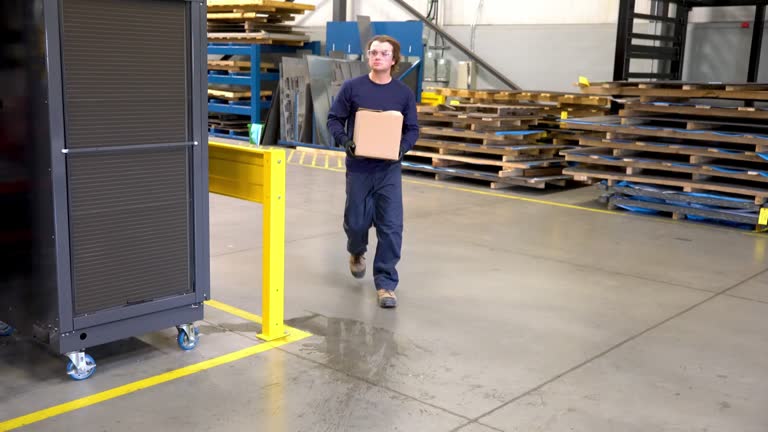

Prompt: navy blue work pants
xmin=344 ymin=163 xmax=403 ymax=290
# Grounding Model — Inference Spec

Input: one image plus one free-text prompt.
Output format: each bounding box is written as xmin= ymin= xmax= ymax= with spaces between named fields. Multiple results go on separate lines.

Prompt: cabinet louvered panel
xmin=60 ymin=0 xmax=193 ymax=315
xmin=61 ymin=0 xmax=188 ymax=149
xmin=68 ymin=150 xmax=191 ymax=314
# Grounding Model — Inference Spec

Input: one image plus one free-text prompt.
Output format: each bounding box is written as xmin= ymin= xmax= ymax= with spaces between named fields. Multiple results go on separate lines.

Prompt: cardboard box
xmin=353 ymin=109 xmax=403 ymax=160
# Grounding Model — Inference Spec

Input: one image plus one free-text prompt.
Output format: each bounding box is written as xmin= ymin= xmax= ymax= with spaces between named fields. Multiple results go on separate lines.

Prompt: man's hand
xmin=344 ymin=139 xmax=356 ymax=158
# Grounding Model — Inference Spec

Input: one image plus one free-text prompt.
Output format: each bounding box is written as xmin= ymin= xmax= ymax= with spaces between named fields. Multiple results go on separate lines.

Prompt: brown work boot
xmin=377 ymin=289 xmax=397 ymax=308
xmin=349 ymin=254 xmax=366 ymax=279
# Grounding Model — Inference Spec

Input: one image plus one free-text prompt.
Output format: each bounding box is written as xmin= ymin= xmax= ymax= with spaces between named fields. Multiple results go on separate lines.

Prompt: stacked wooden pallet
xmin=562 ymin=80 xmax=768 ymax=229
xmin=405 ymin=103 xmax=572 ymax=189
xmin=432 ymin=87 xmax=611 ymax=118
xmin=208 ymin=113 xmax=251 ymax=136
xmin=206 ymin=0 xmax=315 ymax=45
xmin=405 ymin=88 xmax=612 ymax=189
xmin=207 ymin=60 xmax=279 ymax=138
xmin=429 ymin=87 xmax=610 ymax=150
xmin=577 ymin=80 xmax=768 ymax=100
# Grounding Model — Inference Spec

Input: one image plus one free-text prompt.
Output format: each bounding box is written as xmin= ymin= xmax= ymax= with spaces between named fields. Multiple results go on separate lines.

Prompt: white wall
xmin=341 ymin=0 xmax=768 ymax=25
xmin=290 ymin=0 xmax=331 ymax=27
xmin=293 ymin=0 xmax=768 ymax=28
xmin=691 ymin=5 xmax=767 ymax=23
xmin=350 ymin=0 xmax=626 ymax=25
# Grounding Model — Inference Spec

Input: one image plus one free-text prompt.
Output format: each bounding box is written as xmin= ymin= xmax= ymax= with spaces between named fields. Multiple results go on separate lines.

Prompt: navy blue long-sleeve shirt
xmin=327 ymin=74 xmax=419 ymax=173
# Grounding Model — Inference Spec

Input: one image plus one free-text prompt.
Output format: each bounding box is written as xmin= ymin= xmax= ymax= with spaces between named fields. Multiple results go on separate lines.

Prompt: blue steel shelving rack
xmin=207 ymin=41 xmax=321 ymax=140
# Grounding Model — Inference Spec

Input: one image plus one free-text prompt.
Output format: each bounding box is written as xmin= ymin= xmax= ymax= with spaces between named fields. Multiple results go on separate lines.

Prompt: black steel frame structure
xmin=614 ymin=0 xmax=766 ymax=82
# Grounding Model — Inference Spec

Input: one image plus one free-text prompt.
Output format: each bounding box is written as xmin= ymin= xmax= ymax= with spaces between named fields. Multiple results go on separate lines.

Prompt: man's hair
xmin=366 ymin=35 xmax=401 ymax=71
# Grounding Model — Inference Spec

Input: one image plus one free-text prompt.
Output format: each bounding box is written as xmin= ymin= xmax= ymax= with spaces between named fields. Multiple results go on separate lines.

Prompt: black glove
xmin=344 ymin=139 xmax=356 ymax=158
xmin=398 ymin=146 xmax=406 ymax=162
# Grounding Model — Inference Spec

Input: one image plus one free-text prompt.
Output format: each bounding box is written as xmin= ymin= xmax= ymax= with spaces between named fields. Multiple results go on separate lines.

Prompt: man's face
xmin=367 ymin=41 xmax=395 ymax=74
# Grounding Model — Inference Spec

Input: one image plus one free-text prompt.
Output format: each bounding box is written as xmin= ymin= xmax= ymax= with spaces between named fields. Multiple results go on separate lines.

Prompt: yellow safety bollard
xmin=208 ymin=141 xmax=287 ymax=341
xmin=259 ymin=150 xmax=286 ymax=341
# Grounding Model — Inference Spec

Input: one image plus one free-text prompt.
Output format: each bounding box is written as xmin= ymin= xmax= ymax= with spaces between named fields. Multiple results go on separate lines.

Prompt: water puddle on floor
xmin=287 ymin=314 xmax=405 ymax=381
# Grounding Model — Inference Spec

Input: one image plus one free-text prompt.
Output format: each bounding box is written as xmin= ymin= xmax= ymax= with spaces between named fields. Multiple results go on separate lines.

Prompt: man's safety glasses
xmin=367 ymin=49 xmax=392 ymax=58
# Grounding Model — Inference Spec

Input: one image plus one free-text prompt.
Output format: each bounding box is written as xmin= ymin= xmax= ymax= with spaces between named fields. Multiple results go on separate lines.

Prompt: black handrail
xmin=388 ymin=0 xmax=521 ymax=90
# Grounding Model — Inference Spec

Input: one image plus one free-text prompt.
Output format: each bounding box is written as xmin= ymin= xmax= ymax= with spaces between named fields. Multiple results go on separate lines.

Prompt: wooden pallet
xmin=208 ymin=112 xmax=249 ymax=125
xmin=208 ymin=88 xmax=272 ymax=100
xmin=207 ymin=0 xmax=316 ymax=13
xmin=591 ymin=181 xmax=767 ymax=229
xmin=412 ymin=96 xmax=581 ymax=188
xmin=419 ymin=126 xmax=547 ymax=145
xmin=622 ymin=102 xmax=768 ymax=121
xmin=561 ymin=116 xmax=768 ymax=151
xmin=207 ymin=60 xmax=277 ymax=72
xmin=605 ymin=196 xmax=762 ymax=228
xmin=427 ymin=87 xmax=612 ymax=108
xmin=418 ymin=111 xmax=540 ymax=132
xmin=419 ymin=126 xmax=545 ymax=145
xmin=407 ymin=149 xmax=565 ymax=175
xmin=206 ymin=0 xmax=314 ymax=44
xmin=208 ymin=22 xmax=306 ymax=34
xmin=587 ymin=81 xmax=768 ymax=91
xmin=207 ymin=32 xmax=309 ymax=45
xmin=443 ymin=103 xmax=543 ymax=116
xmin=617 ymin=113 xmax=768 ymax=132
xmin=207 ymin=13 xmax=295 ymax=24
xmin=579 ymin=81 xmax=768 ymax=101
xmin=414 ymin=139 xmax=570 ymax=161
xmin=563 ymin=147 xmax=768 ymax=185
xmin=564 ymin=167 xmax=768 ymax=204
xmin=403 ymin=162 xmax=570 ymax=189
xmin=577 ymin=136 xmax=768 ymax=164
xmin=427 ymin=87 xmax=612 ymax=107
xmin=512 ymin=91 xmax=611 ymax=107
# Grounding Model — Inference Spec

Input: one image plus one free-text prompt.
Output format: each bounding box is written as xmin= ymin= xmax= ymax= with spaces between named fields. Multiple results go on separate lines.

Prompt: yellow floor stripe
xmin=403 ymin=178 xmax=619 ymax=215
xmin=299 ymin=152 xmax=306 ymax=165
xmin=206 ymin=299 xmax=265 ymax=324
xmin=311 ymin=154 xmax=317 ymax=166
xmin=0 ymin=302 xmax=311 ymax=432
xmin=288 ymin=158 xmax=767 ymax=238
xmin=290 ymin=160 xmax=616 ymax=215
xmin=205 ymin=300 xmax=312 ymax=340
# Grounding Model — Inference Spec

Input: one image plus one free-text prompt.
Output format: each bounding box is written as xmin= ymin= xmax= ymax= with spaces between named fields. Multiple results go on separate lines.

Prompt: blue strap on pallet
xmin=494 ymin=130 xmax=545 ymax=136
xmin=710 ymin=166 xmax=747 ymax=174
xmin=713 ymin=131 xmax=746 ymax=137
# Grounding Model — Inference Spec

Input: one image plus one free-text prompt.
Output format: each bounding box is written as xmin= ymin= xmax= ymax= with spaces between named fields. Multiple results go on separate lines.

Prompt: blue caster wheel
xmin=0 ymin=323 xmax=14 ymax=337
xmin=66 ymin=354 xmax=96 ymax=381
xmin=177 ymin=326 xmax=200 ymax=351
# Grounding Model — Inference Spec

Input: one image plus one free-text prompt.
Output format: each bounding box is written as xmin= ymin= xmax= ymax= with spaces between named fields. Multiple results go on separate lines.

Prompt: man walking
xmin=327 ymin=35 xmax=419 ymax=308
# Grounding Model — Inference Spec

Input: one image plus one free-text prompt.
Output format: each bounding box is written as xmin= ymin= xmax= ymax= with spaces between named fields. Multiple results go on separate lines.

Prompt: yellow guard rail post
xmin=208 ymin=141 xmax=287 ymax=341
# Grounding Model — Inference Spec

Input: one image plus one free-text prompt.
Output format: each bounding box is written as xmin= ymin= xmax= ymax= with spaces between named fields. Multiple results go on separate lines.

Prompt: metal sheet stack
xmin=408 ymin=87 xmax=611 ymax=189
xmin=206 ymin=0 xmax=315 ymax=45
xmin=274 ymin=56 xmax=368 ymax=147
xmin=561 ymin=81 xmax=768 ymax=229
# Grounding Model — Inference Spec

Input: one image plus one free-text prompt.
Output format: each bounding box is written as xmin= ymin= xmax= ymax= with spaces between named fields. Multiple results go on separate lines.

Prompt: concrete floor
xmin=2 ymin=159 xmax=768 ymax=431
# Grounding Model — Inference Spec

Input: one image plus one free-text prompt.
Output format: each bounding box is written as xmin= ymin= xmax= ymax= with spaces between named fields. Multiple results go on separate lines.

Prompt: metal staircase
xmin=613 ymin=0 xmax=690 ymax=81
xmin=613 ymin=0 xmax=766 ymax=82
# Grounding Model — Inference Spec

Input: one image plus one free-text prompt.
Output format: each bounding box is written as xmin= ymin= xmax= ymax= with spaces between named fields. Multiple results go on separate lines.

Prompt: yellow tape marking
xmin=288 ymin=160 xmax=766 ymax=238
xmin=0 ymin=302 xmax=311 ymax=431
